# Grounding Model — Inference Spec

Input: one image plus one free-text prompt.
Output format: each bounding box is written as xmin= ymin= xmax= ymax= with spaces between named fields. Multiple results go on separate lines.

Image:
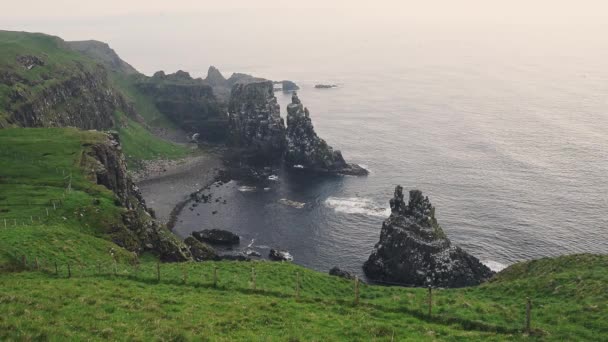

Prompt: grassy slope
xmin=0 ymin=128 xmax=606 ymax=341
xmin=0 ymin=128 xmax=136 ymax=268
xmin=0 ymin=30 xmax=190 ymax=165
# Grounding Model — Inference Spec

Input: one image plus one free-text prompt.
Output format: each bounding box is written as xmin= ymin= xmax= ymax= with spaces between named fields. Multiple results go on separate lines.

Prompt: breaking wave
xmin=324 ymin=197 xmax=390 ymax=217
xmin=482 ymin=260 xmax=508 ymax=272
xmin=237 ymin=186 xmax=257 ymax=192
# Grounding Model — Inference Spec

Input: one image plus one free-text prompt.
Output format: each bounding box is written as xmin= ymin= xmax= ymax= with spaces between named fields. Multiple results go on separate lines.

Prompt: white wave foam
xmin=483 ymin=260 xmax=508 ymax=272
xmin=247 ymin=239 xmax=255 ymax=248
xmin=325 ymin=197 xmax=390 ymax=217
xmin=237 ymin=186 xmax=257 ymax=192
xmin=268 ymin=175 xmax=279 ymax=181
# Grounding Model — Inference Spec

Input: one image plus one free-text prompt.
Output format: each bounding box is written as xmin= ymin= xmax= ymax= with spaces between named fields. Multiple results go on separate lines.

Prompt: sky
xmin=3 ymin=1 xmax=608 ymax=77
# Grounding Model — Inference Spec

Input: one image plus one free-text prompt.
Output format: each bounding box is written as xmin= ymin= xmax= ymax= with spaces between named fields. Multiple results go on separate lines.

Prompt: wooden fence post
xmin=296 ymin=272 xmax=301 ymax=300
xmin=3 ymin=219 xmax=6 ymax=228
xmin=428 ymin=286 xmax=433 ymax=317
xmin=251 ymin=267 xmax=256 ymax=290
xmin=35 ymin=257 xmax=39 ymax=270
xmin=525 ymin=297 xmax=531 ymax=333
xmin=113 ymin=260 xmax=118 ymax=276
xmin=67 ymin=263 xmax=72 ymax=278
xmin=46 ymin=208 xmax=49 ymax=216
xmin=21 ymin=255 xmax=27 ymax=268
xmin=54 ymin=261 xmax=58 ymax=275
xmin=182 ymin=264 xmax=188 ymax=284
xmin=156 ymin=262 xmax=161 ymax=282
xmin=354 ymin=276 xmax=360 ymax=305
xmin=213 ymin=266 xmax=218 ymax=288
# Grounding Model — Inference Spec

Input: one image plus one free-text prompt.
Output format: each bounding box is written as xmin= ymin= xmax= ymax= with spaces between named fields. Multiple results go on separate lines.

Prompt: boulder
xmin=269 ymin=249 xmax=293 ymax=261
xmin=363 ymin=186 xmax=494 ymax=288
xmin=184 ymin=237 xmax=218 ymax=261
xmin=192 ymin=229 xmax=240 ymax=245
xmin=329 ymin=267 xmax=355 ymax=280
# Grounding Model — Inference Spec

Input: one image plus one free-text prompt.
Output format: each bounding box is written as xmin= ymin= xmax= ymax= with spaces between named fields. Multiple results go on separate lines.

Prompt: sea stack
xmin=285 ymin=92 xmax=368 ymax=175
xmin=363 ymin=186 xmax=494 ymax=287
xmin=228 ymin=80 xmax=286 ymax=163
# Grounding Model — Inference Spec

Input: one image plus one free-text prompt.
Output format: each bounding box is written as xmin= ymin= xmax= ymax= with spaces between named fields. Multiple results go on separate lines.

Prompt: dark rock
xmin=285 ymin=92 xmax=368 ymax=176
xmin=135 ymin=73 xmax=227 ymax=142
xmin=269 ymin=249 xmax=293 ymax=261
xmin=314 ymin=84 xmax=337 ymax=89
xmin=192 ymin=229 xmax=240 ymax=245
xmin=273 ymin=80 xmax=300 ymax=92
xmin=16 ymin=55 xmax=45 ymax=70
xmin=329 ymin=267 xmax=355 ymax=280
xmin=228 ymin=81 xmax=286 ymax=164
xmin=184 ymin=237 xmax=218 ymax=261
xmin=363 ymin=186 xmax=494 ymax=288
xmin=205 ymin=66 xmax=228 ymax=87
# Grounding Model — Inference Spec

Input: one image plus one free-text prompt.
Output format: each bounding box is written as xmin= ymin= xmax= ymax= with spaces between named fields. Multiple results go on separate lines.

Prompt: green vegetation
xmin=113 ymin=111 xmax=190 ymax=167
xmin=0 ymin=128 xmax=606 ymax=341
xmin=0 ymin=128 xmax=136 ymax=269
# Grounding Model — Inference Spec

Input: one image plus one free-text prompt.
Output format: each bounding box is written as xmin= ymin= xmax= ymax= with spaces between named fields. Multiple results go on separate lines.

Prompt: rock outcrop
xmin=228 ymin=81 xmax=286 ymax=164
xmin=205 ymin=66 xmax=228 ymax=87
xmin=184 ymin=237 xmax=218 ymax=261
xmin=363 ymin=186 xmax=494 ymax=287
xmin=3 ymin=62 xmax=135 ymax=130
xmin=285 ymin=92 xmax=368 ymax=175
xmin=135 ymin=71 xmax=228 ymax=142
xmin=192 ymin=229 xmax=240 ymax=245
xmin=86 ymin=132 xmax=192 ymax=262
xmin=329 ymin=267 xmax=356 ymax=280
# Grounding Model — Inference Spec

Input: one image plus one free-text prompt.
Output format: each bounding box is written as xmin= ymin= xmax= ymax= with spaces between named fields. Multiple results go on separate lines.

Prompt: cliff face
xmin=285 ymin=92 xmax=368 ymax=175
xmin=364 ymin=186 xmax=494 ymax=287
xmin=228 ymin=81 xmax=286 ymax=163
xmin=136 ymin=71 xmax=228 ymax=142
xmin=2 ymin=62 xmax=135 ymax=129
xmin=86 ymin=132 xmax=191 ymax=262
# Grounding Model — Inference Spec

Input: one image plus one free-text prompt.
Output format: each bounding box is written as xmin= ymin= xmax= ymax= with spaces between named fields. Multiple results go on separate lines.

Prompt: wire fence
xmin=10 ymin=255 xmax=536 ymax=336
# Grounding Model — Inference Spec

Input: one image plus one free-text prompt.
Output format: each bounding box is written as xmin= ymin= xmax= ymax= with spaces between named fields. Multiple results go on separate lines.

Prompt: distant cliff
xmin=135 ymin=70 xmax=228 ymax=142
xmin=67 ymin=40 xmax=139 ymax=75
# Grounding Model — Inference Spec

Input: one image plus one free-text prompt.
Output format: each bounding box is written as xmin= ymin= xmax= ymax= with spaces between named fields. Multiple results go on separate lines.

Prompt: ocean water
xmin=173 ymin=59 xmax=608 ymax=277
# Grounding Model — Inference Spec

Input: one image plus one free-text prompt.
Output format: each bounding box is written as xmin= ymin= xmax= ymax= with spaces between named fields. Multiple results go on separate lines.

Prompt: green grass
xmin=113 ymin=111 xmax=190 ymax=167
xmin=0 ymin=128 xmax=137 ymax=268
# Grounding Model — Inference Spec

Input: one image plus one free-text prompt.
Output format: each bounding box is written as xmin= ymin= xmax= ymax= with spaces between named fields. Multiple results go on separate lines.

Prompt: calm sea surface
xmin=174 ymin=54 xmax=608 ymax=278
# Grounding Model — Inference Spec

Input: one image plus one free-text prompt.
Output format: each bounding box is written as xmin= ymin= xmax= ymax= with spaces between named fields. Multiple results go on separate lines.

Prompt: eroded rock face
xmin=86 ymin=132 xmax=192 ymax=262
xmin=136 ymin=72 xmax=228 ymax=142
xmin=228 ymin=81 xmax=286 ymax=164
xmin=285 ymin=92 xmax=368 ymax=175
xmin=329 ymin=267 xmax=355 ymax=280
xmin=363 ymin=186 xmax=494 ymax=287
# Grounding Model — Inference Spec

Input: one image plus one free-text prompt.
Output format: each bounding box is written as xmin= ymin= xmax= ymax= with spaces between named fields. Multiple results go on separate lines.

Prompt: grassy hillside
xmin=0 ymin=30 xmax=190 ymax=166
xmin=0 ymin=128 xmax=606 ymax=341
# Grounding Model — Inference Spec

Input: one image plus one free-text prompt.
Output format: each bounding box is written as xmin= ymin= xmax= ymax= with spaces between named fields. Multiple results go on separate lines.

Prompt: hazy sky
xmin=3 ymin=1 xmax=608 ymax=77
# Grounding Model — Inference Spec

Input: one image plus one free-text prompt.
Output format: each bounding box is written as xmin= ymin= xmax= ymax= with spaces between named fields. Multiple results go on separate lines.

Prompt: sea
xmin=173 ymin=57 xmax=608 ymax=278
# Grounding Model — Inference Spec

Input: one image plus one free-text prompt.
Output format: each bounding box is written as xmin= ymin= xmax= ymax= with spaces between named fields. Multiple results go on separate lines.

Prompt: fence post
xmin=525 ymin=297 xmax=531 ymax=333
xmin=182 ymin=264 xmax=188 ymax=284
xmin=54 ymin=261 xmax=58 ymax=275
xmin=113 ymin=260 xmax=118 ymax=276
xmin=67 ymin=263 xmax=72 ymax=278
xmin=251 ymin=267 xmax=256 ymax=290
xmin=428 ymin=286 xmax=433 ymax=317
xmin=354 ymin=276 xmax=360 ymax=305
xmin=3 ymin=219 xmax=6 ymax=228
xmin=46 ymin=208 xmax=49 ymax=216
xmin=35 ymin=257 xmax=39 ymax=270
xmin=295 ymin=272 xmax=301 ymax=300
xmin=156 ymin=262 xmax=161 ymax=282
xmin=30 ymin=216 xmax=33 ymax=224
xmin=213 ymin=266 xmax=218 ymax=288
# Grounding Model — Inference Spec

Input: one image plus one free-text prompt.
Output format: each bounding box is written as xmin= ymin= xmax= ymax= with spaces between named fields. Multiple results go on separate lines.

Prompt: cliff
xmin=364 ymin=186 xmax=494 ymax=287
xmin=0 ymin=31 xmax=139 ymax=130
xmin=135 ymin=71 xmax=228 ymax=142
xmin=285 ymin=92 xmax=368 ymax=175
xmin=85 ymin=131 xmax=191 ymax=261
xmin=228 ymin=80 xmax=286 ymax=163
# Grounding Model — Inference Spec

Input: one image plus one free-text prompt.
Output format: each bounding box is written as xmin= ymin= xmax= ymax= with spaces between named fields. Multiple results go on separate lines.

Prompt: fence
xmin=12 ymin=255 xmax=536 ymax=336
